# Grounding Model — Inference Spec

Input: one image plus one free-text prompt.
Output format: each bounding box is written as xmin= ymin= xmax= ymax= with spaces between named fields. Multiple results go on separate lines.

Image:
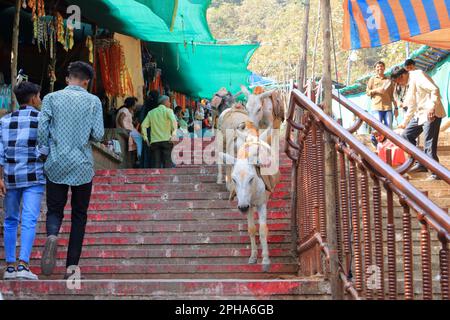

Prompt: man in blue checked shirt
xmin=38 ymin=61 xmax=104 ymax=279
xmin=0 ymin=81 xmax=46 ymax=280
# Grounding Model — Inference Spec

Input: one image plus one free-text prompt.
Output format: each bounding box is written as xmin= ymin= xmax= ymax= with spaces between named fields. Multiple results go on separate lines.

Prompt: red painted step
xmin=21 ymin=247 xmax=294 ymax=260
xmin=91 ymin=182 xmax=292 ymax=193
xmin=95 ymin=166 xmax=293 ymax=176
xmin=0 ymin=279 xmax=329 ymax=300
xmin=31 ymin=234 xmax=291 ymax=247
xmin=62 ymin=200 xmax=290 ymax=211
xmin=31 ymin=221 xmax=292 ymax=234
xmin=92 ymin=174 xmax=292 ymax=184
xmin=42 ymin=210 xmax=291 ymax=222
xmin=0 ymin=147 xmax=297 ymax=296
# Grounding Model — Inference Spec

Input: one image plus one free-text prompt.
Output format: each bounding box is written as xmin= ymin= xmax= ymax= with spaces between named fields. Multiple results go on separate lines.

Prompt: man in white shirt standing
xmin=391 ymin=66 xmax=446 ymax=181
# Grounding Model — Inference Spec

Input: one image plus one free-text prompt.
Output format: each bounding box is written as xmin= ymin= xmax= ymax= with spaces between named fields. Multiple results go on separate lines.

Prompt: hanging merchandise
xmin=86 ymin=36 xmax=94 ymax=64
xmin=49 ymin=17 xmax=56 ymax=59
xmin=29 ymin=0 xmax=46 ymax=46
xmin=150 ymin=69 xmax=163 ymax=93
xmin=65 ymin=25 xmax=75 ymax=51
xmin=96 ymin=39 xmax=134 ymax=98
xmin=56 ymin=12 xmax=65 ymax=47
xmin=0 ymin=85 xmax=13 ymax=110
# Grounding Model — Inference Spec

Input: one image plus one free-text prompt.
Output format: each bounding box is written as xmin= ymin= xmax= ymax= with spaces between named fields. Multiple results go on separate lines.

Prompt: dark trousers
xmin=402 ymin=117 xmax=442 ymax=165
xmin=149 ymin=141 xmax=173 ymax=168
xmin=46 ymin=179 xmax=93 ymax=267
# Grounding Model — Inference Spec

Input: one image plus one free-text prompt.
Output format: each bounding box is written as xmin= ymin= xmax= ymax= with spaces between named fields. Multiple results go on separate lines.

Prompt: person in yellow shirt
xmin=141 ymin=95 xmax=177 ymax=168
xmin=391 ymin=66 xmax=446 ymax=180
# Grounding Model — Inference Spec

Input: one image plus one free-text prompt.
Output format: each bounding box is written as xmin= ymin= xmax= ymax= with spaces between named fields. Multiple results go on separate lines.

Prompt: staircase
xmin=0 ymin=138 xmax=331 ymax=300
xmin=359 ymin=131 xmax=450 ymax=298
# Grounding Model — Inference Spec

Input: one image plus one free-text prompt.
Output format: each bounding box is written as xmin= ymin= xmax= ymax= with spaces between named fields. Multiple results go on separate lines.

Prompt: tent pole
xmin=10 ymin=0 xmax=22 ymax=111
xmin=297 ymin=0 xmax=310 ymax=92
xmin=321 ymin=0 xmax=343 ymax=300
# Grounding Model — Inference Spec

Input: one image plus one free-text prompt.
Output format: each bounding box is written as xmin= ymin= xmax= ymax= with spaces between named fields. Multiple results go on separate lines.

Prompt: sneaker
xmin=409 ymin=163 xmax=428 ymax=173
xmin=3 ymin=266 xmax=17 ymax=280
xmin=425 ymin=174 xmax=442 ymax=181
xmin=16 ymin=264 xmax=38 ymax=280
xmin=41 ymin=235 xmax=58 ymax=276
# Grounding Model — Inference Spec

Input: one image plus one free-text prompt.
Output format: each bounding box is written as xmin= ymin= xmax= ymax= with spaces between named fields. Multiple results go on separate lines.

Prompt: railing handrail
xmin=332 ymin=90 xmax=450 ymax=184
xmin=289 ymin=89 xmax=450 ymax=240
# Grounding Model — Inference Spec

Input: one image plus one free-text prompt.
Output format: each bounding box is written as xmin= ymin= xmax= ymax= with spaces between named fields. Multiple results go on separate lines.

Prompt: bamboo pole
xmin=297 ymin=0 xmax=310 ymax=92
xmin=10 ymin=0 xmax=22 ymax=111
xmin=320 ymin=0 xmax=343 ymax=300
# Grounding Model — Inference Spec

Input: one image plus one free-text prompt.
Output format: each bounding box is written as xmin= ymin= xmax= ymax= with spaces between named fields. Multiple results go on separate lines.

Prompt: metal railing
xmin=285 ymin=87 xmax=450 ymax=300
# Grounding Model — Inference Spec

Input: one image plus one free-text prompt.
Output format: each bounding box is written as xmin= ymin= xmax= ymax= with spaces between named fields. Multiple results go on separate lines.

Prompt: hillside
xmin=207 ymin=0 xmax=421 ymax=84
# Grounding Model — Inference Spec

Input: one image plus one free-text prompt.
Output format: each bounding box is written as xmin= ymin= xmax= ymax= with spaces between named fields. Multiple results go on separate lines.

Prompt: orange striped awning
xmin=343 ymin=0 xmax=450 ymax=50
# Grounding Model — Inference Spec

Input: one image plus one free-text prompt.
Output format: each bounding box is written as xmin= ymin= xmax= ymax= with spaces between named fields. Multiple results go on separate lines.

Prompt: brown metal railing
xmin=285 ymin=88 xmax=450 ymax=300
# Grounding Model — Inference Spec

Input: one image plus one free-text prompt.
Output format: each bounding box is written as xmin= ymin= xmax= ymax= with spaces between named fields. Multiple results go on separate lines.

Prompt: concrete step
xmin=0 ymin=278 xmax=330 ymax=300
xmin=86 ymin=191 xmax=291 ymax=202
xmin=92 ymin=174 xmax=292 ymax=185
xmin=11 ymin=263 xmax=299 ymax=280
xmin=29 ymin=234 xmax=292 ymax=247
xmin=92 ymin=182 xmax=291 ymax=193
xmin=5 ymin=247 xmax=294 ymax=260
xmin=95 ymin=166 xmax=293 ymax=177
xmin=43 ymin=210 xmax=291 ymax=222
xmin=5 ymin=256 xmax=296 ymax=267
xmin=30 ymin=221 xmax=292 ymax=234
xmin=61 ymin=200 xmax=290 ymax=212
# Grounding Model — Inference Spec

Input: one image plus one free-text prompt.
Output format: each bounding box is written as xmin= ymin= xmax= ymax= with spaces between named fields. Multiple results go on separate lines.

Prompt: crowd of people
xmin=115 ymin=93 xmax=214 ymax=168
xmin=366 ymin=58 xmax=446 ymax=181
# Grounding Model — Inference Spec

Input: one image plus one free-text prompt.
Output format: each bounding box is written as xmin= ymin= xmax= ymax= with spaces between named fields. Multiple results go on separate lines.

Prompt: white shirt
xmin=402 ymin=70 xmax=446 ymax=126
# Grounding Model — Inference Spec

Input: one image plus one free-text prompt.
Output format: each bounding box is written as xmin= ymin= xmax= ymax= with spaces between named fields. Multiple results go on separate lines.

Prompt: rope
xmin=330 ymin=10 xmax=344 ymax=123
xmin=311 ymin=0 xmax=321 ymax=83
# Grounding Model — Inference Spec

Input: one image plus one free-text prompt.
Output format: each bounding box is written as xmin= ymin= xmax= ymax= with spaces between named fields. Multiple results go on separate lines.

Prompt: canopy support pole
xmin=321 ymin=0 xmax=344 ymax=300
xmin=297 ymin=0 xmax=310 ymax=92
xmin=10 ymin=0 xmax=22 ymax=111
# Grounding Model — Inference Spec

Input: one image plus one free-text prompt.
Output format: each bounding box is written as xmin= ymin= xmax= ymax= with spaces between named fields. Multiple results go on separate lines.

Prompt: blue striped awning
xmin=343 ymin=0 xmax=450 ymax=50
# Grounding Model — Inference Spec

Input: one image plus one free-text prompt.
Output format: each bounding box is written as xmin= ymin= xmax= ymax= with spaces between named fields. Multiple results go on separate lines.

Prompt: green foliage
xmin=207 ymin=0 xmax=421 ymax=84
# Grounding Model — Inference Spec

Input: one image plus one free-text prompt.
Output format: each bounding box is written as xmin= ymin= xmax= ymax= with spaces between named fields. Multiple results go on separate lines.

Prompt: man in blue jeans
xmin=0 ymin=82 xmax=46 ymax=280
xmin=366 ymin=61 xmax=398 ymax=146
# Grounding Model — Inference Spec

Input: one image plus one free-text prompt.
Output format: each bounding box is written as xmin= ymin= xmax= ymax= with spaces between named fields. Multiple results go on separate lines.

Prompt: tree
xmin=208 ymin=0 xmax=421 ymax=84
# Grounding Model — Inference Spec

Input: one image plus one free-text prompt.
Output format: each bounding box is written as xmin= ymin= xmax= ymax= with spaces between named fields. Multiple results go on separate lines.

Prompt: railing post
xmin=360 ymin=166 xmax=373 ymax=299
xmin=386 ymin=149 xmax=397 ymax=300
xmin=320 ymin=0 xmax=343 ymax=299
xmin=401 ymin=200 xmax=414 ymax=300
xmin=438 ymin=236 xmax=449 ymax=300
xmin=349 ymin=159 xmax=363 ymax=293
xmin=372 ymin=174 xmax=385 ymax=300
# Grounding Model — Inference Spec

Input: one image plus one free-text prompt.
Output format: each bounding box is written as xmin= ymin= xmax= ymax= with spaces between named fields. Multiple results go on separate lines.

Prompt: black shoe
xmin=41 ymin=235 xmax=58 ymax=276
xmin=409 ymin=163 xmax=428 ymax=173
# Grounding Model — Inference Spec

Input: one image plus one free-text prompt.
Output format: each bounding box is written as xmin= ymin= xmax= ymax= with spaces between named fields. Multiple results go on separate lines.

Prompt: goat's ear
xmin=260 ymin=90 xmax=275 ymax=100
xmin=219 ymin=152 xmax=236 ymax=165
xmin=240 ymin=85 xmax=250 ymax=97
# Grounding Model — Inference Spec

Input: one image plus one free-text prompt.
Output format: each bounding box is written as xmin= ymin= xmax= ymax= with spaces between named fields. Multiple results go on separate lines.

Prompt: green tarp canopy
xmin=67 ymin=0 xmax=214 ymax=43
xmin=147 ymin=42 xmax=258 ymax=98
xmin=65 ymin=0 xmax=256 ymax=98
